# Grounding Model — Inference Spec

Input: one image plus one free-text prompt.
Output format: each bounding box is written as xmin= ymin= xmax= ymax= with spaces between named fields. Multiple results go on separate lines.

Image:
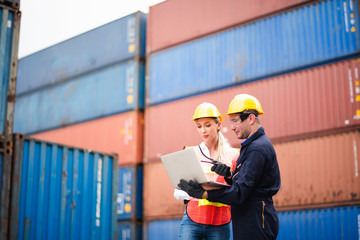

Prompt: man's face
xmin=229 ymin=114 xmax=251 ymax=139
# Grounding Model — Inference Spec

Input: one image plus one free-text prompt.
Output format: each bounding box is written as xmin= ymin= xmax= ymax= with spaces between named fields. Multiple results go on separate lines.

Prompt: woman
xmin=175 ymin=102 xmax=240 ymax=240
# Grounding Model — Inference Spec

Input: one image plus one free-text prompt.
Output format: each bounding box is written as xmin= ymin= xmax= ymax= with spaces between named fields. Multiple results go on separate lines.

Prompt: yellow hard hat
xmin=226 ymin=94 xmax=264 ymax=115
xmin=192 ymin=102 xmax=223 ymax=122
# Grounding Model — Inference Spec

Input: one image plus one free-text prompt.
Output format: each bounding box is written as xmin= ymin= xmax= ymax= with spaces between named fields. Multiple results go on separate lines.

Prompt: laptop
xmin=160 ymin=148 xmax=230 ymax=189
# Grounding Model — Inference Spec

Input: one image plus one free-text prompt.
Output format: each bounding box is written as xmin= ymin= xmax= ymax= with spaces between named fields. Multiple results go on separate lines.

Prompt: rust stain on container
xmin=143 ymin=162 xmax=185 ymax=220
xmin=147 ymin=0 xmax=313 ymax=54
xmin=31 ymin=111 xmax=143 ymax=166
xmin=144 ymin=58 xmax=360 ymax=162
xmin=274 ymin=131 xmax=360 ymax=209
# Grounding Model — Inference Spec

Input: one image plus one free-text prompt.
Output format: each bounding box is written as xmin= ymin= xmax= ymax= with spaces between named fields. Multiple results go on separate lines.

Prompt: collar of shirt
xmin=199 ymin=142 xmax=211 ymax=158
xmin=241 ymin=127 xmax=265 ymax=146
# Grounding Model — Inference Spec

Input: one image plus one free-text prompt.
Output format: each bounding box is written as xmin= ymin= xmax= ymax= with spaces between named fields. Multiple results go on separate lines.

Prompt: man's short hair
xmin=241 ymin=109 xmax=259 ymax=117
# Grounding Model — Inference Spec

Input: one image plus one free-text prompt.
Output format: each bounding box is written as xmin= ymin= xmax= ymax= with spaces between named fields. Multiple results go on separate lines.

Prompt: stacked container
xmin=14 ymin=12 xmax=146 ymax=240
xmin=144 ymin=0 xmax=360 ymax=238
xmin=0 ymin=2 xmax=20 ymax=238
xmin=9 ymin=134 xmax=119 ymax=239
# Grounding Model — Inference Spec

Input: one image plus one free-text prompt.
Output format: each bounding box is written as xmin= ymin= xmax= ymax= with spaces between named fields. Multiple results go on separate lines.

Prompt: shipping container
xmin=147 ymin=0 xmax=313 ymax=54
xmin=144 ymin=219 xmax=181 ymax=240
xmin=117 ymin=166 xmax=143 ymax=221
xmin=16 ymin=11 xmax=146 ymax=95
xmin=0 ymin=135 xmax=12 ymax=238
xmin=143 ymin=162 xmax=185 ymax=220
xmin=0 ymin=5 xmax=20 ymax=137
xmin=9 ymin=134 xmax=118 ymax=240
xmin=142 ymin=206 xmax=360 ymax=240
xmin=14 ymin=60 xmax=145 ymax=134
xmin=277 ymin=206 xmax=360 ymax=239
xmin=147 ymin=0 xmax=360 ymax=105
xmin=144 ymin=131 xmax=360 ymax=215
xmin=117 ymin=221 xmax=142 ymax=240
xmin=274 ymin=131 xmax=360 ymax=209
xmin=144 ymin=57 xmax=360 ymax=162
xmin=31 ymin=111 xmax=144 ymax=166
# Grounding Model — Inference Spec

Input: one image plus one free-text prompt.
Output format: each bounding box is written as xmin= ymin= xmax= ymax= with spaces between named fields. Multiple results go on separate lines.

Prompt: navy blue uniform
xmin=207 ymin=127 xmax=281 ymax=240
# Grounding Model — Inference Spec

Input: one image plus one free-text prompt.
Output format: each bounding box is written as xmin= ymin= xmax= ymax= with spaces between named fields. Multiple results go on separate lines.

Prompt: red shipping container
xmin=274 ymin=131 xmax=360 ymax=209
xmin=31 ymin=111 xmax=144 ymax=166
xmin=143 ymin=131 xmax=360 ymax=220
xmin=147 ymin=0 xmax=314 ymax=54
xmin=143 ymin=161 xmax=185 ymax=220
xmin=144 ymin=58 xmax=360 ymax=162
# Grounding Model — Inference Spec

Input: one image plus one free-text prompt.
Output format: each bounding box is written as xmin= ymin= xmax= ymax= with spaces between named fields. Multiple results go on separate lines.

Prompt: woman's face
xmin=195 ymin=118 xmax=221 ymax=145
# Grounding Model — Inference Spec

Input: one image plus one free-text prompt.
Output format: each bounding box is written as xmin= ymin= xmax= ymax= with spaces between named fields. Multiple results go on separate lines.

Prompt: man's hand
xmin=178 ymin=179 xmax=205 ymax=199
xmin=211 ymin=161 xmax=231 ymax=178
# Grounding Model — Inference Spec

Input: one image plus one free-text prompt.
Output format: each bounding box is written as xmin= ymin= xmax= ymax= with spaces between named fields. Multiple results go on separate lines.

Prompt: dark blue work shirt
xmin=207 ymin=127 xmax=281 ymax=240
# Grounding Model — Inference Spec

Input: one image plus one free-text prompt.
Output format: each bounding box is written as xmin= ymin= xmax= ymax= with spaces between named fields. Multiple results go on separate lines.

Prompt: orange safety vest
xmin=185 ymin=145 xmax=239 ymax=225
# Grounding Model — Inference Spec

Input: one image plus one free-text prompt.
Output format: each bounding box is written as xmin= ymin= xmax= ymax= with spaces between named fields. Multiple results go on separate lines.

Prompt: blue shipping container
xmin=9 ymin=134 xmax=119 ymax=240
xmin=14 ymin=60 xmax=145 ymax=134
xmin=145 ymin=219 xmax=181 ymax=240
xmin=277 ymin=206 xmax=360 ymax=240
xmin=144 ymin=206 xmax=360 ymax=239
xmin=0 ymin=6 xmax=20 ymax=136
xmin=16 ymin=11 xmax=146 ymax=95
xmin=117 ymin=221 xmax=142 ymax=240
xmin=148 ymin=0 xmax=360 ymax=105
xmin=117 ymin=166 xmax=143 ymax=221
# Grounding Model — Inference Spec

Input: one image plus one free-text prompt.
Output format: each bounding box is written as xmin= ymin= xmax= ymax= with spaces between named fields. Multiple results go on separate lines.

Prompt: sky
xmin=18 ymin=0 xmax=166 ymax=58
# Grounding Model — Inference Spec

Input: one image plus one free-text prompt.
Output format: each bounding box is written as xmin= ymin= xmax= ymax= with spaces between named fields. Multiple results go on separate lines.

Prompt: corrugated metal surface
xmin=277 ymin=206 xmax=360 ymax=239
xmin=14 ymin=60 xmax=145 ymax=134
xmin=9 ymin=134 xmax=119 ymax=240
xmin=274 ymin=131 xmax=360 ymax=209
xmin=16 ymin=11 xmax=146 ymax=95
xmin=144 ymin=57 xmax=360 ymax=162
xmin=117 ymin=166 xmax=143 ymax=221
xmin=148 ymin=0 xmax=360 ymax=105
xmin=31 ymin=111 xmax=144 ymax=166
xmin=143 ymin=162 xmax=185 ymax=220
xmin=142 ymin=206 xmax=360 ymax=240
xmin=144 ymin=219 xmax=181 ymax=240
xmin=0 ymin=135 xmax=12 ymax=238
xmin=147 ymin=0 xmax=313 ymax=54
xmin=144 ymin=131 xmax=360 ymax=217
xmin=117 ymin=221 xmax=142 ymax=240
xmin=0 ymin=6 xmax=20 ymax=136
xmin=143 ymin=131 xmax=360 ymax=220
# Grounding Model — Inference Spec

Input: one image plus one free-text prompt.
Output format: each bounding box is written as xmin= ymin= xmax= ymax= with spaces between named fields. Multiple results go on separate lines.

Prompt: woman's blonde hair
xmin=212 ymin=118 xmax=234 ymax=167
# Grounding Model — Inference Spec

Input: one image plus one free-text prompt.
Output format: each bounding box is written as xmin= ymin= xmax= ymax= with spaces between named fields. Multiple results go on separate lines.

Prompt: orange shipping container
xmin=144 ymin=58 xmax=360 ymax=162
xmin=275 ymin=131 xmax=360 ymax=209
xmin=147 ymin=0 xmax=313 ymax=54
xmin=143 ymin=162 xmax=185 ymax=220
xmin=143 ymin=131 xmax=360 ymax=220
xmin=31 ymin=111 xmax=143 ymax=166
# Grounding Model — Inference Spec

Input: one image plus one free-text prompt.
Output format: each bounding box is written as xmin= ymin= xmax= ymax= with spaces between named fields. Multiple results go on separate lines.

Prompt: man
xmin=179 ymin=94 xmax=281 ymax=240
